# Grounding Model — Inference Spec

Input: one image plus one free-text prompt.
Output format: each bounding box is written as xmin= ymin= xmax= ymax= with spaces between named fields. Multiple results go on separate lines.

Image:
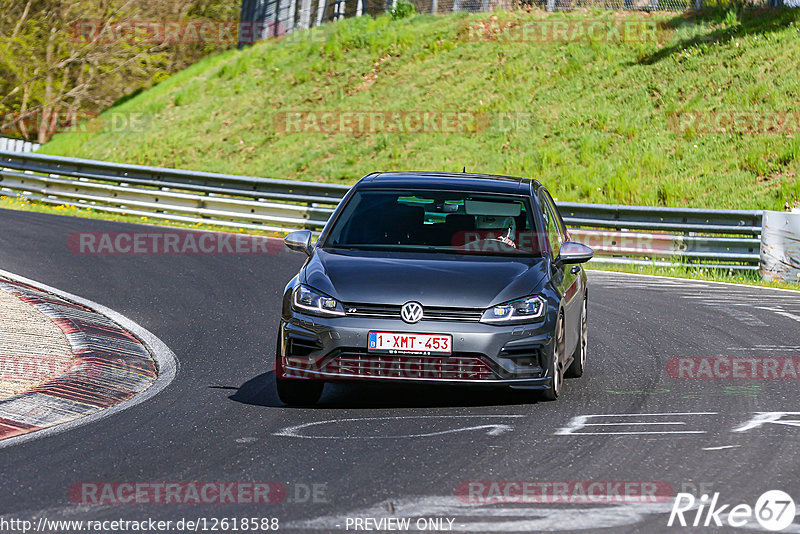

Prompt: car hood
xmin=303 ymin=248 xmax=549 ymax=308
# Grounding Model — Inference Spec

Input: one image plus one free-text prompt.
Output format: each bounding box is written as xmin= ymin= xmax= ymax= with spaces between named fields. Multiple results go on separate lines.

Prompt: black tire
xmin=565 ymin=296 xmax=587 ymax=379
xmin=539 ymin=312 xmax=565 ymax=401
xmin=276 ymin=378 xmax=323 ymax=406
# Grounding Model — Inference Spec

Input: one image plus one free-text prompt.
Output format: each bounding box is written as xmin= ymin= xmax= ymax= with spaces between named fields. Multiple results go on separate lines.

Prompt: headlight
xmin=292 ymin=285 xmax=345 ymax=317
xmin=481 ymin=295 xmax=546 ymax=324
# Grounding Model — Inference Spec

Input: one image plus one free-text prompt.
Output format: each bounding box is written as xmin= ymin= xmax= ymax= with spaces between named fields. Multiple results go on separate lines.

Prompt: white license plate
xmin=368 ymin=332 xmax=452 ymax=354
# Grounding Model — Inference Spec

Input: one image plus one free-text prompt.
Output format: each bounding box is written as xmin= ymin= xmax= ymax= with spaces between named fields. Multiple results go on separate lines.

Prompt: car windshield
xmin=321 ymin=190 xmax=544 ymax=256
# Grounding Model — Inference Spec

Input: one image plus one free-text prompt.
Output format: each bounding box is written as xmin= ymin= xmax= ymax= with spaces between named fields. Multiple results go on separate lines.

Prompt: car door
xmin=539 ymin=189 xmax=580 ymax=357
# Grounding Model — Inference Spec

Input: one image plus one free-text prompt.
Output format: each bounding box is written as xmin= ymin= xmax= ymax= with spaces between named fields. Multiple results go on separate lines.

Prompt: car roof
xmin=356 ymin=171 xmax=542 ymax=195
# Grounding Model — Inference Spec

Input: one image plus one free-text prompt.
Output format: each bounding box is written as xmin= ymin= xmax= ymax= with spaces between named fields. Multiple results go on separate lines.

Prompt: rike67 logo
xmin=668 ymin=490 xmax=796 ymax=531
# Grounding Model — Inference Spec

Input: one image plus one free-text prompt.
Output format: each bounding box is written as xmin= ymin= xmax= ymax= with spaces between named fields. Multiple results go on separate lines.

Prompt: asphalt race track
xmin=2 ymin=207 xmax=800 ymax=533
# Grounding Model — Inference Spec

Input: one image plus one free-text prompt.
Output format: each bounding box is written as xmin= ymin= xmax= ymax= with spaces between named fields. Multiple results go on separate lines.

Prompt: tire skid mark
xmin=0 ymin=277 xmax=157 ymax=440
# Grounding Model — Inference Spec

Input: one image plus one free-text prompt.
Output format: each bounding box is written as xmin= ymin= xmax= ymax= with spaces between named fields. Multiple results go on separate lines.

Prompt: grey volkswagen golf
xmin=275 ymin=172 xmax=593 ymax=405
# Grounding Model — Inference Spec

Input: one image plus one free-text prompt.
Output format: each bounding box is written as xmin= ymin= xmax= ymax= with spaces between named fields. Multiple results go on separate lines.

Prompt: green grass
xmin=38 ymin=7 xmax=800 ymax=210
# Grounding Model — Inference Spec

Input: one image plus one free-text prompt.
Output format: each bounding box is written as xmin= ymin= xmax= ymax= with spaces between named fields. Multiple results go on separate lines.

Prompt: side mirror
xmin=556 ymin=241 xmax=594 ymax=265
xmin=284 ymin=230 xmax=314 ymax=256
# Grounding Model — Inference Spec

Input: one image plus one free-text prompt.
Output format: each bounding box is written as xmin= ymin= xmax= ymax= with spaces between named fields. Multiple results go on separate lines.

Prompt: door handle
xmin=570 ymin=266 xmax=581 ymax=274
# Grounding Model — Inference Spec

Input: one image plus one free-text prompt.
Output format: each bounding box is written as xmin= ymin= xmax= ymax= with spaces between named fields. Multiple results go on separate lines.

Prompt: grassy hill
xmin=41 ymin=7 xmax=800 ymax=210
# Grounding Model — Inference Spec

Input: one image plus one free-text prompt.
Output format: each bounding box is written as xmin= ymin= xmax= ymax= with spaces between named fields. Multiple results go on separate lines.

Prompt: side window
xmin=539 ymin=192 xmax=562 ymax=259
xmin=544 ymin=190 xmax=568 ymax=240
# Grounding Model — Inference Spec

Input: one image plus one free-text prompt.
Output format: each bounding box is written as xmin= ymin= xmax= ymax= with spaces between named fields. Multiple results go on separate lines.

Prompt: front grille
xmin=424 ymin=307 xmax=483 ymax=321
xmin=320 ymin=352 xmax=496 ymax=381
xmin=344 ymin=303 xmax=483 ymax=322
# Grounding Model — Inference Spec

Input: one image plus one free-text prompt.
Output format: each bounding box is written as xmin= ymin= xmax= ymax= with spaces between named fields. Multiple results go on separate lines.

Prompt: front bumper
xmin=277 ymin=311 xmax=557 ymax=389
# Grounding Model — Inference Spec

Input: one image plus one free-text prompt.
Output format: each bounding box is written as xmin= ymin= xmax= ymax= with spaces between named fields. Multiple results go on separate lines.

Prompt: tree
xmin=0 ymin=0 xmax=238 ymax=143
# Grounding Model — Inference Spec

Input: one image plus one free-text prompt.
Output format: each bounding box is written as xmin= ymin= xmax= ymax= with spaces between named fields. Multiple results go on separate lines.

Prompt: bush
xmin=390 ymin=0 xmax=417 ymax=20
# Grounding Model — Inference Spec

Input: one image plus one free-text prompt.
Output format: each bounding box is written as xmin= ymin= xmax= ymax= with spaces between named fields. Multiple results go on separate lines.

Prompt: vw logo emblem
xmin=400 ymin=301 xmax=423 ymax=324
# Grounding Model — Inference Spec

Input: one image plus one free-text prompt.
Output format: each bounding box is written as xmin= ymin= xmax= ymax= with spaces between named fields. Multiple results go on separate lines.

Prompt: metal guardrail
xmin=0 ymin=150 xmax=762 ymax=270
xmin=0 ymin=151 xmax=347 ymax=234
xmin=561 ymin=204 xmax=762 ymax=270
